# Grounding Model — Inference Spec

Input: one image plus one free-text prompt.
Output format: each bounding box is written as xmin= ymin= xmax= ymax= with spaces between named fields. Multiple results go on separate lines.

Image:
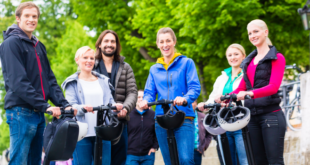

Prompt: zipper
xmin=267 ymin=124 xmax=278 ymax=127
xmin=167 ymin=71 xmax=169 ymax=99
xmin=170 ymin=74 xmax=172 ymax=86
xmin=33 ymin=42 xmax=45 ymax=100
xmin=140 ymin=115 xmax=143 ymax=154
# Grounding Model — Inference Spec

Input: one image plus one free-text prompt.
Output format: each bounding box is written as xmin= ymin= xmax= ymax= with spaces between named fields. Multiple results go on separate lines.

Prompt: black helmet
xmin=95 ymin=111 xmax=123 ymax=143
xmin=156 ymin=104 xmax=185 ymax=130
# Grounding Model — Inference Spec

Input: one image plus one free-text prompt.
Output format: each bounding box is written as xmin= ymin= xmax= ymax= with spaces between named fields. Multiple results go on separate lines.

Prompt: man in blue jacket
xmin=0 ymin=2 xmax=75 ymax=165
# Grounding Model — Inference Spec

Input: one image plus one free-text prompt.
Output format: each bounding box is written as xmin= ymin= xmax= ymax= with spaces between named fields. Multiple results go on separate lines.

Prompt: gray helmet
xmin=203 ymin=109 xmax=226 ymax=135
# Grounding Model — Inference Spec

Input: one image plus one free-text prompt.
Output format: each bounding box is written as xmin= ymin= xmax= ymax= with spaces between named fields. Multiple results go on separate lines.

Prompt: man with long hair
xmin=94 ymin=30 xmax=138 ymax=165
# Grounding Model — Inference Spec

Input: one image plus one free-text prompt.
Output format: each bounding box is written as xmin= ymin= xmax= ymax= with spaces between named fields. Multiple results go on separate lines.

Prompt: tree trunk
xmin=198 ymin=62 xmax=207 ymax=102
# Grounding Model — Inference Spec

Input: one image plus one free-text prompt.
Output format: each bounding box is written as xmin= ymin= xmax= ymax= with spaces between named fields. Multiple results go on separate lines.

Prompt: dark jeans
xmin=194 ymin=150 xmax=202 ymax=165
xmin=125 ymin=153 xmax=155 ymax=165
xmin=248 ymin=110 xmax=286 ymax=165
xmin=111 ymin=124 xmax=128 ymax=165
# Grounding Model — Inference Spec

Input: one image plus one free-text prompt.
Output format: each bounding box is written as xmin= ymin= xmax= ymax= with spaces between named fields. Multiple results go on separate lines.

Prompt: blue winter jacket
xmin=143 ymin=55 xmax=201 ymax=117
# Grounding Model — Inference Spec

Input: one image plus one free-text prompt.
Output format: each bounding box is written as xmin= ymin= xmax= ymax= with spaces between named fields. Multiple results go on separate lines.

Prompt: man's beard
xmin=101 ymin=46 xmax=116 ymax=57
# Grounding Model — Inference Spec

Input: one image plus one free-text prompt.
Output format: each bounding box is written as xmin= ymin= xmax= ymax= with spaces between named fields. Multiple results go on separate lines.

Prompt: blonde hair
xmin=156 ymin=27 xmax=177 ymax=44
xmin=75 ymin=46 xmax=94 ymax=71
xmin=15 ymin=2 xmax=40 ymax=18
xmin=226 ymin=44 xmax=246 ymax=56
xmin=247 ymin=19 xmax=272 ymax=46
xmin=75 ymin=46 xmax=94 ymax=59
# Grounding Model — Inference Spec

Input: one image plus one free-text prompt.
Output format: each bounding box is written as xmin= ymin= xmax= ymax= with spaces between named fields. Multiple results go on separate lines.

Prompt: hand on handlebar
xmin=237 ymin=91 xmax=253 ymax=101
xmin=46 ymin=107 xmax=61 ymax=117
xmin=65 ymin=106 xmax=77 ymax=116
xmin=82 ymin=105 xmax=94 ymax=114
xmin=197 ymin=102 xmax=209 ymax=112
xmin=214 ymin=94 xmax=224 ymax=103
xmin=139 ymin=100 xmax=149 ymax=109
xmin=173 ymin=97 xmax=187 ymax=106
xmin=113 ymin=103 xmax=123 ymax=111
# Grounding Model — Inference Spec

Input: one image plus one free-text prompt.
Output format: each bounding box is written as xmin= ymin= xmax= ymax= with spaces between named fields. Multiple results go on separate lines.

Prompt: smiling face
xmin=100 ymin=33 xmax=117 ymax=57
xmin=16 ymin=7 xmax=38 ymax=38
xmin=136 ymin=91 xmax=144 ymax=109
xmin=226 ymin=47 xmax=245 ymax=67
xmin=247 ymin=24 xmax=268 ymax=47
xmin=157 ymin=33 xmax=176 ymax=58
xmin=75 ymin=50 xmax=95 ymax=72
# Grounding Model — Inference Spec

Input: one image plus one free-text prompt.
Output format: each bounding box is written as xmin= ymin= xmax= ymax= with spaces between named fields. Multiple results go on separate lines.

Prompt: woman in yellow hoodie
xmin=140 ymin=27 xmax=201 ymax=165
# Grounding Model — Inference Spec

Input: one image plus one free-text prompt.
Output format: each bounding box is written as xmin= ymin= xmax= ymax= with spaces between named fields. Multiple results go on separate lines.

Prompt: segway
xmin=147 ymin=99 xmax=187 ymax=165
xmin=44 ymin=108 xmax=81 ymax=165
xmin=82 ymin=104 xmax=123 ymax=165
xmin=196 ymin=103 xmax=233 ymax=165
xmin=220 ymin=94 xmax=256 ymax=165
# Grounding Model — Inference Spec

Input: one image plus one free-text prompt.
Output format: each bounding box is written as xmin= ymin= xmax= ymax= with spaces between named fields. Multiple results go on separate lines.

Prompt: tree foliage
xmin=0 ymin=0 xmax=309 ymax=154
xmin=51 ymin=20 xmax=95 ymax=86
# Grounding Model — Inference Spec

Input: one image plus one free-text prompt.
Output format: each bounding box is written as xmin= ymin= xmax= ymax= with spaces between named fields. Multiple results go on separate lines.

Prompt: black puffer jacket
xmin=0 ymin=24 xmax=70 ymax=112
xmin=241 ymin=46 xmax=282 ymax=115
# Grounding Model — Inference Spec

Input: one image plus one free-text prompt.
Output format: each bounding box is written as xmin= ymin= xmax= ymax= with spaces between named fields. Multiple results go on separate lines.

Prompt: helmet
xmin=156 ymin=105 xmax=185 ymax=130
xmin=95 ymin=111 xmax=124 ymax=143
xmin=203 ymin=109 xmax=226 ymax=135
xmin=217 ymin=106 xmax=251 ymax=132
xmin=95 ymin=122 xmax=124 ymax=141
xmin=76 ymin=121 xmax=88 ymax=141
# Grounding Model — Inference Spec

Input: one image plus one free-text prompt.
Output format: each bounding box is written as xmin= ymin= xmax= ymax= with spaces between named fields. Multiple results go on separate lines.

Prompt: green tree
xmin=51 ymin=20 xmax=95 ymax=86
xmin=127 ymin=0 xmax=309 ymax=101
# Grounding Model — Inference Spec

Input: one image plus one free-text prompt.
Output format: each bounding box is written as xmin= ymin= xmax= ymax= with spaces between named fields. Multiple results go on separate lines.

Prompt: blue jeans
xmin=125 ymin=153 xmax=155 ymax=165
xmin=194 ymin=150 xmax=202 ymax=165
xmin=6 ymin=107 xmax=45 ymax=165
xmin=72 ymin=137 xmax=111 ymax=165
xmin=226 ymin=130 xmax=248 ymax=165
xmin=111 ymin=124 xmax=128 ymax=165
xmin=155 ymin=119 xmax=194 ymax=165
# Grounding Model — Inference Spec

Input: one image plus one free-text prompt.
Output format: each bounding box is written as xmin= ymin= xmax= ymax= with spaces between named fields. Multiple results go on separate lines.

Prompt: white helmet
xmin=76 ymin=121 xmax=88 ymax=141
xmin=217 ymin=106 xmax=251 ymax=132
xmin=203 ymin=109 xmax=226 ymax=135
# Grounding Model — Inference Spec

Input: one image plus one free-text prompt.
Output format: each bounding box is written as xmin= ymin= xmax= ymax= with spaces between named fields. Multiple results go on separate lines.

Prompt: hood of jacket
xmin=156 ymin=53 xmax=182 ymax=70
xmin=61 ymin=71 xmax=113 ymax=90
xmin=3 ymin=24 xmax=38 ymax=45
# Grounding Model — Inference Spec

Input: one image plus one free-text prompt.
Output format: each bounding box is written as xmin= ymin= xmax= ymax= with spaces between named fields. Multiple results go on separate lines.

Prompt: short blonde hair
xmin=156 ymin=27 xmax=177 ymax=44
xmin=247 ymin=19 xmax=272 ymax=45
xmin=226 ymin=44 xmax=246 ymax=56
xmin=75 ymin=46 xmax=94 ymax=60
xmin=15 ymin=2 xmax=40 ymax=18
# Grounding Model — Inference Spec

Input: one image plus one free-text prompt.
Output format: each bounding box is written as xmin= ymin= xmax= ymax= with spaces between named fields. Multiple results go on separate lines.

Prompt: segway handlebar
xmin=220 ymin=93 xmax=251 ymax=101
xmin=147 ymin=99 xmax=187 ymax=107
xmin=46 ymin=108 xmax=75 ymax=115
xmin=81 ymin=104 xmax=117 ymax=113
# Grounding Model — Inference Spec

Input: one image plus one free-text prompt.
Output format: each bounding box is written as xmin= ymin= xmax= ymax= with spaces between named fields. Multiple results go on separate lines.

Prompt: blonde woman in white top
xmin=198 ymin=44 xmax=247 ymax=165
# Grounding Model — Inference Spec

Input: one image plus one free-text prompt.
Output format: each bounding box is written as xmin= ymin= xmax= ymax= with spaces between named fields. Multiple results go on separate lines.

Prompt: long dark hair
xmin=95 ymin=30 xmax=121 ymax=62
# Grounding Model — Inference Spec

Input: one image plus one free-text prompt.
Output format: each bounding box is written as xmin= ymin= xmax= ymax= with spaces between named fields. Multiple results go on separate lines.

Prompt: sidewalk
xmin=154 ymin=130 xmax=309 ymax=165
